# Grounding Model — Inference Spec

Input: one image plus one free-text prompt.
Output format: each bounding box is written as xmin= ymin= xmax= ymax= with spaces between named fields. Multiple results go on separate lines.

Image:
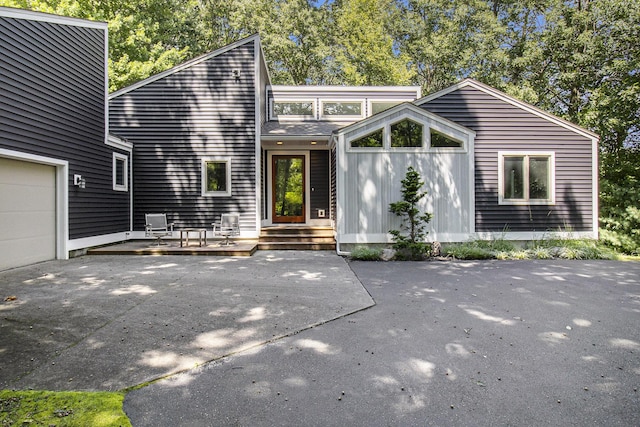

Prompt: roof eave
xmin=415 ymin=78 xmax=599 ymax=141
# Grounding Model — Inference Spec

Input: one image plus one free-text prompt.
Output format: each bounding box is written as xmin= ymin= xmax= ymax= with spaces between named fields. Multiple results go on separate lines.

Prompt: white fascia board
xmin=0 ymin=7 xmax=107 ymax=29
xmin=256 ymin=36 xmax=272 ymax=88
xmin=416 ymin=78 xmax=599 ymax=141
xmin=106 ymin=134 xmax=133 ymax=151
xmin=109 ymin=34 xmax=261 ymax=99
xmin=270 ymin=85 xmax=422 ymax=94
xmin=337 ymin=102 xmax=475 ymax=138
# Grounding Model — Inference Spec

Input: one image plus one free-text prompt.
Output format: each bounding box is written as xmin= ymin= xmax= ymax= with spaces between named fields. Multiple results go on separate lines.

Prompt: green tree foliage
xmin=389 ymin=167 xmax=433 ymax=260
xmin=329 ymin=0 xmax=413 ymax=85
xmin=3 ymin=0 xmax=638 ymax=252
xmin=388 ymin=0 xmax=506 ymax=93
xmin=599 ymin=149 xmax=640 ymax=254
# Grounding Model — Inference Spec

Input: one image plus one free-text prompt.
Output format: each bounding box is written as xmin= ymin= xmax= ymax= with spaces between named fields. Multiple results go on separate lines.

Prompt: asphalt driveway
xmin=0 ymin=252 xmax=373 ymax=391
xmin=124 ymin=259 xmax=640 ymax=426
xmin=1 ymin=255 xmax=639 ymax=426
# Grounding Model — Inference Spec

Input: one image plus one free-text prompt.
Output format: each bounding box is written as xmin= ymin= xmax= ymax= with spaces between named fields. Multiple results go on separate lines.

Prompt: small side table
xmin=179 ymin=228 xmax=207 ymax=247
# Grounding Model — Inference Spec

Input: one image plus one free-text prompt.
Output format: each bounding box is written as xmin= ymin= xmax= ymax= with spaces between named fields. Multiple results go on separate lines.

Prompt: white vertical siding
xmin=336 ymin=105 xmax=475 ymax=244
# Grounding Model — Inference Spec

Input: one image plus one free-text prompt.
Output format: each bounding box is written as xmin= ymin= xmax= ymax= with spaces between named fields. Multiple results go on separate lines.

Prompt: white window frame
xmin=112 ymin=152 xmax=128 ymax=192
xmin=320 ymin=100 xmax=364 ymax=120
xmin=349 ymin=128 xmax=385 ymax=150
xmin=270 ymin=99 xmax=316 ymax=120
xmin=201 ymin=157 xmax=232 ymax=197
xmin=368 ymin=99 xmax=405 ymax=117
xmin=389 ymin=117 xmax=425 ymax=150
xmin=498 ymin=151 xmax=555 ymax=205
xmin=428 ymin=128 xmax=465 ymax=152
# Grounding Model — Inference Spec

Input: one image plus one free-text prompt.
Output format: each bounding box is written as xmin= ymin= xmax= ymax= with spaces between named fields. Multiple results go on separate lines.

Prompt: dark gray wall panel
xmin=330 ymin=146 xmax=336 ymax=221
xmin=309 ymin=150 xmax=329 ymax=219
xmin=109 ymin=42 xmax=258 ymax=232
xmin=0 ymin=15 xmax=130 ymax=239
xmin=421 ymin=86 xmax=594 ymax=232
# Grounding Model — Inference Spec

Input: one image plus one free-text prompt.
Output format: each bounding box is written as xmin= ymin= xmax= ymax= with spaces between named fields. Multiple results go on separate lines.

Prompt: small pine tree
xmin=389 ymin=166 xmax=433 ymax=260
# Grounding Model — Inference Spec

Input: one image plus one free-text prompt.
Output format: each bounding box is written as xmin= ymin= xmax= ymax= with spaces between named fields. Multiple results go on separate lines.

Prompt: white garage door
xmin=0 ymin=157 xmax=56 ymax=270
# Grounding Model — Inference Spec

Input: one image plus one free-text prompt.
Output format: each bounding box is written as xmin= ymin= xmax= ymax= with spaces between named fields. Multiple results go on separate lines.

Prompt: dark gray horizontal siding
xmin=0 ymin=15 xmax=129 ymax=239
xmin=109 ymin=42 xmax=258 ymax=232
xmin=421 ymin=86 xmax=594 ymax=232
xmin=310 ymin=150 xmax=330 ymax=219
xmin=330 ymin=147 xmax=337 ymax=221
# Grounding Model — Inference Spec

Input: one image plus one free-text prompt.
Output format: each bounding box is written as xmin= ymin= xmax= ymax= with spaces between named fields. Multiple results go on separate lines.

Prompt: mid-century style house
xmin=0 ymin=7 xmax=598 ymax=270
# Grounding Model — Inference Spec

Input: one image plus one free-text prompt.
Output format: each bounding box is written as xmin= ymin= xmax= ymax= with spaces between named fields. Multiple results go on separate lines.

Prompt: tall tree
xmin=329 ymin=0 xmax=413 ymax=85
xmin=389 ymin=0 xmax=505 ymax=93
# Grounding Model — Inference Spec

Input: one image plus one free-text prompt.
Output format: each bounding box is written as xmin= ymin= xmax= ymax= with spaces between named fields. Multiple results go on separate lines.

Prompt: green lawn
xmin=0 ymin=390 xmax=131 ymax=426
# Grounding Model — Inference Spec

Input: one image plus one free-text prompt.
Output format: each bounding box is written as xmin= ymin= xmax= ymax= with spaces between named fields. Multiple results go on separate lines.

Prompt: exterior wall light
xmin=73 ymin=174 xmax=86 ymax=189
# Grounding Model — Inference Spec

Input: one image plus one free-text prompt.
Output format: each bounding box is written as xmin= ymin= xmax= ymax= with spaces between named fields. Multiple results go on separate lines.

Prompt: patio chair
xmin=213 ymin=214 xmax=240 ymax=246
xmin=145 ymin=213 xmax=174 ymax=246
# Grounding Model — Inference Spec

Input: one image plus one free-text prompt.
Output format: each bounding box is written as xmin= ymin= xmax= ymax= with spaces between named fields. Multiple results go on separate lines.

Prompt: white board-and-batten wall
xmin=334 ymin=104 xmax=476 ymax=248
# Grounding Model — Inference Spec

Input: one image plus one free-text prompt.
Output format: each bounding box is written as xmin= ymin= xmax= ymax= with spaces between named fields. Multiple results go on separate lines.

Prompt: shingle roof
xmin=261 ymin=121 xmax=351 ymax=138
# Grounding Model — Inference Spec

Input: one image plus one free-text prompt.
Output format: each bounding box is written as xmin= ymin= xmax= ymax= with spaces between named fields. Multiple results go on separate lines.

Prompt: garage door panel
xmin=0 ymin=211 xmax=56 ymax=240
xmin=0 ymin=236 xmax=56 ymax=271
xmin=0 ymin=183 xmax=55 ymax=212
xmin=0 ymin=157 xmax=56 ymax=270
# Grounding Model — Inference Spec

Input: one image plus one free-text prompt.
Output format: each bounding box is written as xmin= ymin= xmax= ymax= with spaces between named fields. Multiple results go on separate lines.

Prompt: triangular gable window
xmin=350 ymin=128 xmax=383 ymax=148
xmin=391 ymin=119 xmax=423 ymax=148
xmin=430 ymin=128 xmax=462 ymax=148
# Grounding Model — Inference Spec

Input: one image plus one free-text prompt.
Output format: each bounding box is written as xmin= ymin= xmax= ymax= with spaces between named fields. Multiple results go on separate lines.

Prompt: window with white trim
xmin=430 ymin=128 xmax=463 ymax=148
xmin=272 ymin=101 xmax=314 ymax=119
xmin=202 ymin=158 xmax=232 ymax=197
xmin=350 ymin=128 xmax=384 ymax=148
xmin=370 ymin=101 xmax=401 ymax=115
xmin=499 ymin=152 xmax=555 ymax=205
xmin=113 ymin=152 xmax=128 ymax=192
xmin=391 ymin=119 xmax=423 ymax=148
xmin=321 ymin=101 xmax=363 ymax=118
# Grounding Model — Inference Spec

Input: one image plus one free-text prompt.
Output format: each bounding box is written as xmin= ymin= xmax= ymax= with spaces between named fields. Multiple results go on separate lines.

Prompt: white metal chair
xmin=213 ymin=214 xmax=240 ymax=246
xmin=145 ymin=213 xmax=174 ymax=245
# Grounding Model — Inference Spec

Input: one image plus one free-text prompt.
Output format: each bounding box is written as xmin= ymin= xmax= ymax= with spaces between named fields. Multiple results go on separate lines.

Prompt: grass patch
xmin=0 ymin=390 xmax=131 ymax=427
xmin=349 ymin=245 xmax=383 ymax=261
xmin=444 ymin=238 xmax=624 ymax=260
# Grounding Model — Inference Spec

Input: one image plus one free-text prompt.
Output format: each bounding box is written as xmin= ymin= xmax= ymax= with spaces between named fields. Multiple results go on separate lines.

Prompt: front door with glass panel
xmin=272 ymin=155 xmax=305 ymax=223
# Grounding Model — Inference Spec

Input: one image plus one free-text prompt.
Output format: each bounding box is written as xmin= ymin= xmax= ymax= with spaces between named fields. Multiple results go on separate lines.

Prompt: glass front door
xmin=272 ymin=155 xmax=305 ymax=223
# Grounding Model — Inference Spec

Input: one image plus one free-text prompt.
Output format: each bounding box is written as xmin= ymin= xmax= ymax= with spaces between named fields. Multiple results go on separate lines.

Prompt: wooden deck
xmin=87 ymin=240 xmax=258 ymax=256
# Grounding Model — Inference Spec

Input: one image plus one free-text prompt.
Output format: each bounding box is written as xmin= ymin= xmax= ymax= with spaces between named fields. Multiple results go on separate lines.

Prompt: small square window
xmin=391 ymin=119 xmax=423 ymax=148
xmin=499 ymin=152 xmax=554 ymax=205
xmin=202 ymin=158 xmax=232 ymax=197
xmin=113 ymin=153 xmax=128 ymax=192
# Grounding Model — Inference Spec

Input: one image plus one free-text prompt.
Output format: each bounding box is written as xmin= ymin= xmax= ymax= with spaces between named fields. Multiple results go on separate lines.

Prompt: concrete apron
xmin=0 ymin=251 xmax=374 ymax=391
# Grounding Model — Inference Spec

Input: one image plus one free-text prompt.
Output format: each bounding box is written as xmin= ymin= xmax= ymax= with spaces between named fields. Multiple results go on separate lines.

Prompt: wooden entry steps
xmin=258 ymin=226 xmax=336 ymax=251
